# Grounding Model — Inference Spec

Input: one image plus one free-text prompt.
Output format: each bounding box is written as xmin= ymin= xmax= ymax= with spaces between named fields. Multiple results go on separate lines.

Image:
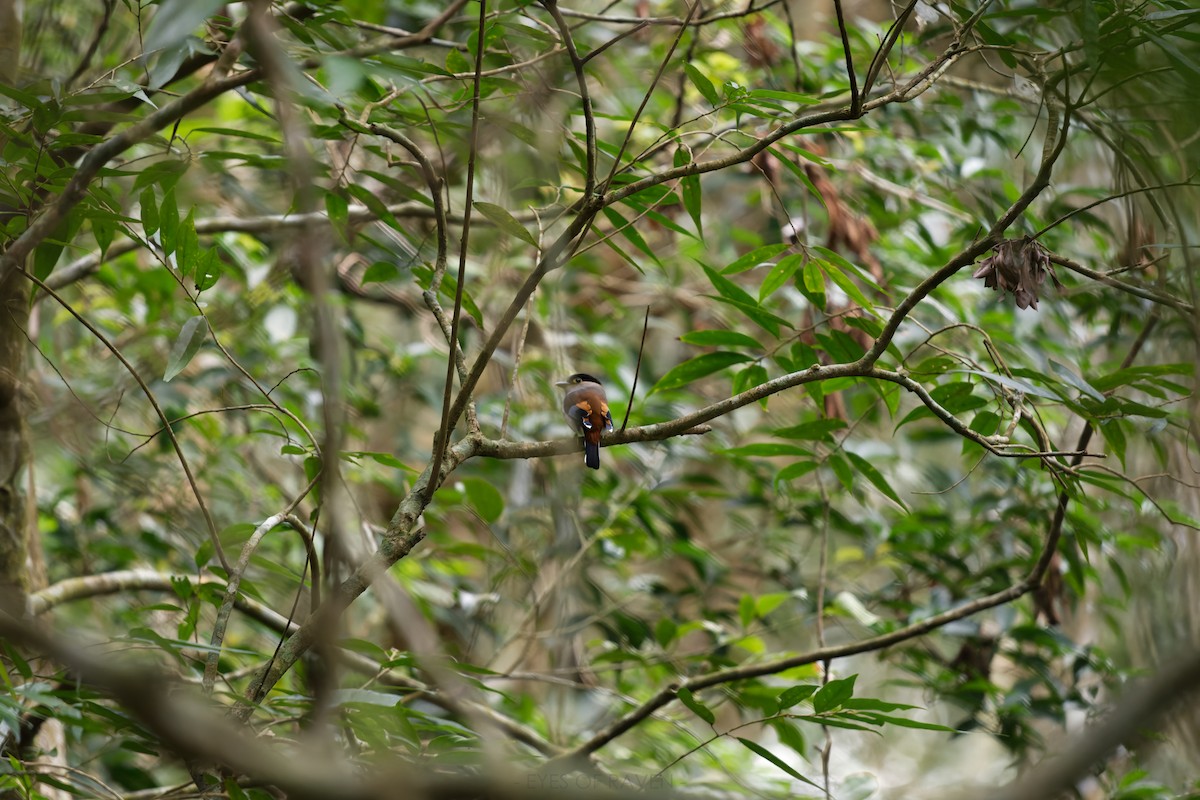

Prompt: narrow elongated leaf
xmin=164 ymin=316 xmax=209 ymax=381
xmin=177 ymin=209 xmax=199 ymax=279
xmin=846 ymin=452 xmax=907 ymax=509
xmin=954 ymin=369 xmax=1061 ymax=400
xmin=677 ymin=688 xmax=715 ymax=725
xmin=1049 ymin=359 xmax=1105 ymax=402
xmin=722 ymin=443 xmax=812 ymax=458
xmin=800 ymin=259 xmax=826 ymax=309
xmin=841 ymin=697 xmax=919 ymax=712
xmin=777 ymin=461 xmax=818 ymax=482
xmin=140 ymin=188 xmax=159 ymax=237
xmin=674 ymin=146 xmax=702 ymax=235
xmin=773 ymin=419 xmax=846 ymax=441
xmin=326 ymin=191 xmax=349 ymax=236
xmin=737 ymin=738 xmax=822 ymax=790
xmin=851 ymin=712 xmax=956 ymax=732
xmin=722 ymin=244 xmax=791 ymax=275
xmin=1090 ymin=363 xmax=1189 ymax=393
xmin=650 ymin=352 xmax=752 ymax=394
xmin=602 ymin=206 xmax=659 ymax=264
xmin=680 ymin=329 xmax=762 ymax=349
xmin=708 ymin=295 xmax=793 ymax=338
xmin=817 ymin=258 xmax=881 ymax=318
xmin=144 ymin=0 xmax=226 ymax=54
xmin=474 ymin=202 xmax=539 ymax=247
xmin=760 ymin=253 xmax=804 ymax=300
xmin=159 ymin=189 xmax=179 ymax=255
xmin=684 ymin=63 xmax=719 ymax=105
xmin=701 ymin=263 xmax=756 ymax=306
xmin=768 ymin=147 xmax=826 ymax=209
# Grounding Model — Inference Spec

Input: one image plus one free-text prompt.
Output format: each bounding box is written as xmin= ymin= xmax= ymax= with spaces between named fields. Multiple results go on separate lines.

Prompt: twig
xmin=832 ymin=0 xmax=859 ymax=114
xmin=619 ymin=307 xmax=650 ymax=431
xmin=598 ymin=1 xmax=700 ymax=193
xmin=982 ymin=646 xmax=1200 ymax=800
xmin=426 ymin=0 xmax=489 ymax=501
xmin=543 ymin=0 xmax=598 ymax=197
xmin=202 ymin=513 xmax=285 ymax=695
xmin=22 ymin=270 xmax=231 ymax=574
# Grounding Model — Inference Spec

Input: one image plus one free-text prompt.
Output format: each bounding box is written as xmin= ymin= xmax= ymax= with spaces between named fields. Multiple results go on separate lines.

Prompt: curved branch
xmin=29 ymin=570 xmax=298 ymax=633
xmin=23 ymin=271 xmax=232 ymax=573
xmin=550 ymin=502 xmax=1068 ymax=765
xmin=1051 ymin=253 xmax=1193 ymax=314
xmin=982 ymin=646 xmax=1200 ymax=800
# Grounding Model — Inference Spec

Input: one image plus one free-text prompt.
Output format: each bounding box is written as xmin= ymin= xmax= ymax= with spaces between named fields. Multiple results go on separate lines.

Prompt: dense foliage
xmin=1 ymin=0 xmax=1199 ymax=798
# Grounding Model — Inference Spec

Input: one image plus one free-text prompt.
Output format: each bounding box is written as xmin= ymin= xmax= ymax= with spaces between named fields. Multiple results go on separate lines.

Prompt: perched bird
xmin=556 ymin=373 xmax=614 ymax=470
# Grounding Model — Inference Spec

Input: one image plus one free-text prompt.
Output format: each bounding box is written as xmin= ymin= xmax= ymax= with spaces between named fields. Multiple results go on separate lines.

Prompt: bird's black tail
xmin=584 ymin=437 xmax=600 ymax=469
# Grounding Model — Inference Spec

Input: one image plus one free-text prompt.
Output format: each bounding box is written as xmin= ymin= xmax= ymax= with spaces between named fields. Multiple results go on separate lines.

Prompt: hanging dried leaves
xmin=972 ymin=236 xmax=1061 ymax=310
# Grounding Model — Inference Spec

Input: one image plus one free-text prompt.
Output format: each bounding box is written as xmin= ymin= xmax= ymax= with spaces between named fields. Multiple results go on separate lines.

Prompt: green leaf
xmin=709 ymin=295 xmax=793 ymax=338
xmin=650 ymin=352 xmax=752 ymax=394
xmin=679 ymin=329 xmax=763 ymax=349
xmin=144 ymin=0 xmax=226 ymax=54
xmin=737 ymin=738 xmax=821 ymax=790
xmin=701 ymin=262 xmax=756 ymax=306
xmin=800 ymin=259 xmax=826 ymax=309
xmin=445 ymin=47 xmax=472 ymax=75
xmin=722 ymin=443 xmax=811 ymax=458
xmin=768 ymin=147 xmax=826 ymax=209
xmin=193 ymin=248 xmax=221 ymax=291
xmin=845 ymin=452 xmax=907 ymax=509
xmin=955 ymin=369 xmax=1061 ymax=401
xmin=852 ymin=712 xmax=956 ymax=732
xmin=177 ymin=208 xmax=198 ymax=279
xmin=462 ymin=477 xmax=504 ymax=523
xmin=677 ymin=687 xmax=715 ymax=725
xmin=773 ymin=419 xmax=846 ymax=441
xmin=739 ymin=593 xmax=755 ymax=628
xmin=815 ymin=256 xmax=880 ymax=318
xmin=326 ymin=191 xmax=349 ymax=237
xmin=799 ymin=715 xmax=876 ymax=732
xmin=159 ymin=190 xmax=179 ymax=255
xmin=1090 ymin=363 xmax=1189 ymax=393
xmin=654 ymin=617 xmax=677 ymax=648
xmin=602 ymin=206 xmax=659 ymax=265
xmin=1049 ymin=359 xmax=1105 ymax=402
xmin=347 ymin=182 xmax=409 ymax=232
xmin=841 ymin=697 xmax=919 ymax=712
xmin=760 ymin=253 xmax=804 ymax=301
xmin=34 ymin=203 xmax=85 ymax=281
xmin=778 ymin=684 xmax=818 ymax=709
xmin=811 ymin=674 xmax=857 ymax=713
xmin=362 ymin=261 xmax=400 ymax=284
xmin=731 ymin=364 xmax=769 ymax=399
xmin=748 ymin=89 xmax=819 ymax=106
xmin=474 ymin=201 xmax=538 ymax=248
xmin=776 ymin=461 xmax=818 ymax=482
xmin=140 ymin=188 xmax=159 ymax=237
xmin=722 ymin=244 xmax=791 ymax=275
xmin=1099 ymin=419 xmax=1128 ymax=468
xmin=675 ymin=146 xmax=703 ymax=235
xmin=684 ymin=63 xmax=719 ymax=105
xmin=164 ymin=316 xmax=209 ymax=382
xmin=756 ymin=592 xmax=791 ymax=617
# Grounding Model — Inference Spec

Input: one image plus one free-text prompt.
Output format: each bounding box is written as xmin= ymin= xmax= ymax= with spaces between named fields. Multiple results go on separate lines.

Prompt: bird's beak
xmin=554 ymin=380 xmax=568 ymax=387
